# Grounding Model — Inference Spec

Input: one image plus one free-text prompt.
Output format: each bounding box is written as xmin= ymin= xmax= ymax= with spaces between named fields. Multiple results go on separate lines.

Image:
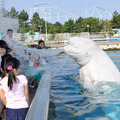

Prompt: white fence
xmin=12 ymin=32 xmax=110 ymax=44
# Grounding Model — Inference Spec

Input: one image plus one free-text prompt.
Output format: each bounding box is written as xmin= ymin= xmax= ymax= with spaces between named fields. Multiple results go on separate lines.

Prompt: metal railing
xmin=12 ymin=32 xmax=109 ymax=42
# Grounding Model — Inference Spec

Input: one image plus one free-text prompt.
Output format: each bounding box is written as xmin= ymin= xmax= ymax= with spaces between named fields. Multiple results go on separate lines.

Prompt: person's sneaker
xmin=28 ymin=83 xmax=34 ymax=88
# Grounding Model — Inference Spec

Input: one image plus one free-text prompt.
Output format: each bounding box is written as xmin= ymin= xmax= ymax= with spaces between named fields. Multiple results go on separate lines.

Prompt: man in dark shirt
xmin=37 ymin=40 xmax=45 ymax=49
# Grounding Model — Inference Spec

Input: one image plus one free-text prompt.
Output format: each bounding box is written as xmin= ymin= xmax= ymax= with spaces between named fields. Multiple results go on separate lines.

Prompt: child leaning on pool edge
xmin=0 ymin=57 xmax=29 ymax=120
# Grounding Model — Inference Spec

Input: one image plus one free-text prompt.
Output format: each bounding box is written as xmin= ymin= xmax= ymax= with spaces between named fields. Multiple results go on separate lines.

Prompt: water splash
xmin=5 ymin=35 xmax=63 ymax=76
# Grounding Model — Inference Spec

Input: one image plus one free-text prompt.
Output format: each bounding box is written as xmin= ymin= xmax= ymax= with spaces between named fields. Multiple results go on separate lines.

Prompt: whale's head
xmin=64 ymin=37 xmax=120 ymax=87
xmin=64 ymin=37 xmax=98 ymax=66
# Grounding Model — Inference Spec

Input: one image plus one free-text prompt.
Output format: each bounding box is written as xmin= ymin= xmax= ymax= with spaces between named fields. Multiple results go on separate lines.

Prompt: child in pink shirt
xmin=0 ymin=57 xmax=29 ymax=120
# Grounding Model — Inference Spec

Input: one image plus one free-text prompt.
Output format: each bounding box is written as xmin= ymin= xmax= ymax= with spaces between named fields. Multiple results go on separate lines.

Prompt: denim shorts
xmin=6 ymin=107 xmax=29 ymax=120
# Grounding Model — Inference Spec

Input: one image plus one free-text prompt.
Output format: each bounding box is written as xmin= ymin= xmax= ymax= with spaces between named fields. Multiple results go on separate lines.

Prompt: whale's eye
xmin=85 ymin=52 xmax=89 ymax=57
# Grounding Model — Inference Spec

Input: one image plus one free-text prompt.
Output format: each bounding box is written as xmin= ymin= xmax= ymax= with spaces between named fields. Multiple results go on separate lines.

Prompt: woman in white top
xmin=0 ymin=57 xmax=29 ymax=120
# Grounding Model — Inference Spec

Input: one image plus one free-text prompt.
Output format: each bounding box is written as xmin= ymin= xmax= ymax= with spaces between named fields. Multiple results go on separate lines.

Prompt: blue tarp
xmin=26 ymin=32 xmax=39 ymax=40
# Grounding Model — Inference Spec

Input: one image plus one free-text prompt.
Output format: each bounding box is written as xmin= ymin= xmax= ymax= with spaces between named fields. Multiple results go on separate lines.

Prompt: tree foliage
xmin=63 ymin=19 xmax=74 ymax=33
xmin=74 ymin=17 xmax=84 ymax=33
xmin=54 ymin=21 xmax=63 ymax=33
xmin=1 ymin=7 xmax=9 ymax=17
xmin=111 ymin=11 xmax=120 ymax=28
xmin=18 ymin=10 xmax=29 ymax=33
xmin=8 ymin=7 xmax=19 ymax=18
xmin=18 ymin=10 xmax=29 ymax=22
xmin=5 ymin=7 xmax=120 ymax=34
xmin=30 ymin=12 xmax=46 ymax=33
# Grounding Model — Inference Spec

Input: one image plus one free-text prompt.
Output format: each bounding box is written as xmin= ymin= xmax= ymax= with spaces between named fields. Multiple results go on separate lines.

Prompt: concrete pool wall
xmin=26 ymin=71 xmax=52 ymax=120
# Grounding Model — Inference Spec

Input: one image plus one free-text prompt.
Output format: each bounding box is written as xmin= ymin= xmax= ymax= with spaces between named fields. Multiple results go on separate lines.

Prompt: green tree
xmin=63 ymin=19 xmax=74 ymax=33
xmin=54 ymin=21 xmax=63 ymax=33
xmin=100 ymin=20 xmax=112 ymax=32
xmin=30 ymin=12 xmax=46 ymax=33
xmin=111 ymin=11 xmax=120 ymax=28
xmin=30 ymin=12 xmax=41 ymax=32
xmin=74 ymin=17 xmax=84 ymax=33
xmin=108 ymin=31 xmax=114 ymax=37
xmin=18 ymin=10 xmax=29 ymax=22
xmin=29 ymin=25 xmax=36 ymax=33
xmin=48 ymin=23 xmax=56 ymax=40
xmin=29 ymin=26 xmax=35 ymax=41
xmin=8 ymin=7 xmax=19 ymax=18
xmin=48 ymin=23 xmax=56 ymax=34
xmin=38 ymin=18 xmax=45 ymax=34
xmin=18 ymin=23 xmax=29 ymax=33
xmin=84 ymin=17 xmax=100 ymax=32
xmin=1 ymin=7 xmax=9 ymax=17
xmin=99 ymin=20 xmax=104 ymax=32
xmin=18 ymin=10 xmax=29 ymax=33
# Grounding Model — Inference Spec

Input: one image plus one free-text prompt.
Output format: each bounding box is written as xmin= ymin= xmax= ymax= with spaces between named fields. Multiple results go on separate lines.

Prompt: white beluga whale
xmin=64 ymin=37 xmax=120 ymax=90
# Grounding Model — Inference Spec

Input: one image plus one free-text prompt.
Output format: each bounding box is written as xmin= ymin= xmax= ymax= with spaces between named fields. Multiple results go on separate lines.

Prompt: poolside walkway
xmin=47 ymin=41 xmax=120 ymax=50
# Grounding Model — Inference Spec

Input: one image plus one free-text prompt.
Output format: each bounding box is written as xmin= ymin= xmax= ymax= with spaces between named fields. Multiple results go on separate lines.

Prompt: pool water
xmin=48 ymin=50 xmax=120 ymax=120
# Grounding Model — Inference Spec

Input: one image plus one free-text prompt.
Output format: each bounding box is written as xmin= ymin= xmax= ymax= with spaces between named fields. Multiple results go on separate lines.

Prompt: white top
xmin=0 ymin=75 xmax=28 ymax=109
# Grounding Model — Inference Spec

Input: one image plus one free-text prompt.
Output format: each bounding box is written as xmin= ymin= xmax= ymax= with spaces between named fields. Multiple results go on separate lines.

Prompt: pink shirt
xmin=0 ymin=75 xmax=28 ymax=109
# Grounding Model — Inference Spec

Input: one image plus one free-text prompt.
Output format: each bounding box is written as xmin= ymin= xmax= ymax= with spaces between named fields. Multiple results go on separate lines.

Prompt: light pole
xmin=39 ymin=25 xmax=42 ymax=39
xmin=44 ymin=10 xmax=48 ymax=41
xmin=87 ymin=25 xmax=89 ymax=38
xmin=81 ymin=24 xmax=83 ymax=37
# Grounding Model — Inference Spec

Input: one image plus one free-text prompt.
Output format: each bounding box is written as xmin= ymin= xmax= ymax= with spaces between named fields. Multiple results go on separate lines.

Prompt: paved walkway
xmin=48 ymin=41 xmax=120 ymax=49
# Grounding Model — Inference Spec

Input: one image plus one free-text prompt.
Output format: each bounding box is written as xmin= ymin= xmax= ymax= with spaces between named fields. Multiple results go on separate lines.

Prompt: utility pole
xmin=87 ymin=25 xmax=89 ymax=39
xmin=45 ymin=10 xmax=47 ymax=41
xmin=39 ymin=25 xmax=42 ymax=39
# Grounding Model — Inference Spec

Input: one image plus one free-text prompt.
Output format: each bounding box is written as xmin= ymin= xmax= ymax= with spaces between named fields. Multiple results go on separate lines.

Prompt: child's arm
xmin=24 ymin=84 xmax=29 ymax=105
xmin=0 ymin=89 xmax=6 ymax=106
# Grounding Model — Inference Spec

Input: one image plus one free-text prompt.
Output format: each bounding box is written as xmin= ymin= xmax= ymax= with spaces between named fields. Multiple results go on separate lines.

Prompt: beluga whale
xmin=64 ymin=37 xmax=120 ymax=91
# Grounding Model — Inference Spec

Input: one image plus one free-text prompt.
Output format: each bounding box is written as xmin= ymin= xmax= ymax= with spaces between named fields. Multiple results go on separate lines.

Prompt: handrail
xmin=26 ymin=71 xmax=52 ymax=120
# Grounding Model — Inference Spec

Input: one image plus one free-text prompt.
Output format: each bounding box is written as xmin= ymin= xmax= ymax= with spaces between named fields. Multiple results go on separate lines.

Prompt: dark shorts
xmin=6 ymin=107 xmax=29 ymax=120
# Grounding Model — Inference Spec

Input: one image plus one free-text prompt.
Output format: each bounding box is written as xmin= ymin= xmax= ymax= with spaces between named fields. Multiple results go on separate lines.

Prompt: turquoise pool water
xmin=48 ymin=50 xmax=120 ymax=120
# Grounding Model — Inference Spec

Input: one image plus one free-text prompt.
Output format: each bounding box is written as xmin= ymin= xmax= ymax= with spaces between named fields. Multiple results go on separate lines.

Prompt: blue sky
xmin=4 ymin=0 xmax=120 ymax=19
